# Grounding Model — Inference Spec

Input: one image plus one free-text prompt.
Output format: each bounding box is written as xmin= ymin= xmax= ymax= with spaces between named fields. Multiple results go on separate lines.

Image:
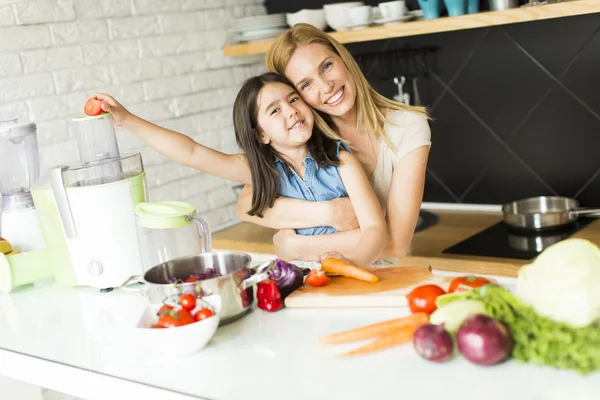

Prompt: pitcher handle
xmin=240 ymin=259 xmax=276 ymax=290
xmin=186 ymin=215 xmax=212 ymax=253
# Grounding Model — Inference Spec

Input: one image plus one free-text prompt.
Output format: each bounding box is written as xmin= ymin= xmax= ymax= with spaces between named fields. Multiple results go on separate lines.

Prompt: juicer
xmin=31 ymin=113 xmax=147 ymax=289
xmin=0 ymin=119 xmax=45 ymax=252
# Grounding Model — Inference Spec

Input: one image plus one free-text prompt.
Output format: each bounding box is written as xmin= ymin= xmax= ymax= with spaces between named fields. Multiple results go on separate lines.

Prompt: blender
xmin=0 ymin=119 xmax=46 ymax=252
xmin=31 ymin=113 xmax=147 ymax=289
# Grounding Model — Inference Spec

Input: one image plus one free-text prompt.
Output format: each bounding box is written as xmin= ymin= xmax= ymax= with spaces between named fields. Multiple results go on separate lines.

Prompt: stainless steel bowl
xmin=122 ymin=251 xmax=274 ymax=325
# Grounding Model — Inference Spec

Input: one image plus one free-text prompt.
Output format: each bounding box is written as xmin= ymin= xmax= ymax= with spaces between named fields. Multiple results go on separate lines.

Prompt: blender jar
xmin=72 ymin=113 xmax=120 ymax=165
xmin=0 ymin=120 xmax=40 ymax=209
xmin=134 ymin=201 xmax=212 ymax=272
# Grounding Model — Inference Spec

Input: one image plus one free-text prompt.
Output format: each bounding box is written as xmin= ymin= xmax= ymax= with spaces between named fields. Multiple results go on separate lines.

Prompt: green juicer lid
xmin=134 ymin=201 xmax=196 ymax=229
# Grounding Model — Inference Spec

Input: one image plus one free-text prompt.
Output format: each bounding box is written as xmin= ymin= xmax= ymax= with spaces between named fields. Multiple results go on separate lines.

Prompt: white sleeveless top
xmin=369 ymin=109 xmax=432 ymax=214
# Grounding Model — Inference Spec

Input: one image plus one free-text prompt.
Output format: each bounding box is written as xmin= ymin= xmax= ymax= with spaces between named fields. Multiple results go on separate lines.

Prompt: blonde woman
xmin=236 ymin=23 xmax=431 ymax=263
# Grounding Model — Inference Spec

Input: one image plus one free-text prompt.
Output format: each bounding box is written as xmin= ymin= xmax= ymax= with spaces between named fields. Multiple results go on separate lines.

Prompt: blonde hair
xmin=266 ymin=23 xmax=429 ymax=149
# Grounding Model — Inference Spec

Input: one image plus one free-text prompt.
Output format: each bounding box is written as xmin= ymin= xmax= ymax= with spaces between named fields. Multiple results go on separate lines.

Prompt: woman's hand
xmin=328 ymin=197 xmax=359 ymax=232
xmin=89 ymin=92 xmax=134 ymax=128
xmin=273 ymin=229 xmax=298 ymax=261
xmin=316 ymin=251 xmax=351 ymax=264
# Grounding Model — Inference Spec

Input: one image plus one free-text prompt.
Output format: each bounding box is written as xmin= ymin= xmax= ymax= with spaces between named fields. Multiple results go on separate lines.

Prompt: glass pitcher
xmin=134 ymin=201 xmax=212 ymax=272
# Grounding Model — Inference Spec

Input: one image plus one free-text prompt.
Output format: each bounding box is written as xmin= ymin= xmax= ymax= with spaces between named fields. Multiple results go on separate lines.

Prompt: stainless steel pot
xmin=121 ymin=251 xmax=275 ymax=325
xmin=502 ymin=196 xmax=600 ymax=231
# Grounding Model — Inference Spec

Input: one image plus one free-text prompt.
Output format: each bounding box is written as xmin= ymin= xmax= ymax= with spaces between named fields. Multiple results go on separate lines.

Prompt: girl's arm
xmin=275 ymin=151 xmax=388 ymax=266
xmin=385 ymin=146 xmax=430 ymax=256
xmin=93 ymin=93 xmax=252 ymax=184
xmin=235 ymin=185 xmax=359 ymax=231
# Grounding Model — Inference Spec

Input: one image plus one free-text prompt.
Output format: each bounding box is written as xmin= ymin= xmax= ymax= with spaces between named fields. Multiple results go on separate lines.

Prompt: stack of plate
xmin=230 ymin=13 xmax=288 ymax=43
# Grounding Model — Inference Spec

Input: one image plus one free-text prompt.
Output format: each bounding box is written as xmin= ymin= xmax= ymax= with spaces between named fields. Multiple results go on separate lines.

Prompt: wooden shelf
xmin=223 ymin=0 xmax=600 ymax=56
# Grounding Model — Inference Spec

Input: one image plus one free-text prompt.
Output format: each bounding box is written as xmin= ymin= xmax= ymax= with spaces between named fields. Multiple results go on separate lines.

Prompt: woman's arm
xmin=385 ymin=146 xmax=430 ymax=256
xmin=235 ymin=185 xmax=359 ymax=231
xmin=276 ymin=151 xmax=387 ymax=266
xmin=93 ymin=93 xmax=252 ymax=184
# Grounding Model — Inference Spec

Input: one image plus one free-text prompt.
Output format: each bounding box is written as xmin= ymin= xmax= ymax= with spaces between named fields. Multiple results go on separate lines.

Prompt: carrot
xmin=319 ymin=312 xmax=429 ymax=344
xmin=321 ymin=257 xmax=379 ymax=283
xmin=339 ymin=324 xmax=422 ymax=357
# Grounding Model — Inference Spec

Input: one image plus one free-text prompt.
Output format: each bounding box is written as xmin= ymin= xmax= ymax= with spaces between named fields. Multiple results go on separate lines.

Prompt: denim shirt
xmin=274 ymin=141 xmax=349 ymax=236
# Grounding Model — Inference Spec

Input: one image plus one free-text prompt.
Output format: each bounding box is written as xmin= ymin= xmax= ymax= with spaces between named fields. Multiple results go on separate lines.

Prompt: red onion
xmin=413 ymin=324 xmax=454 ymax=362
xmin=456 ymin=314 xmax=512 ymax=366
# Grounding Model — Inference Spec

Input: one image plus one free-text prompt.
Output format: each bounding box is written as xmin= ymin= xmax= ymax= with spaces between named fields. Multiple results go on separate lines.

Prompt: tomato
xmin=406 ymin=284 xmax=446 ymax=315
xmin=448 ymin=276 xmax=492 ymax=293
xmin=305 ymin=269 xmax=331 ymax=287
xmin=185 ymin=276 xmax=198 ymax=283
xmin=194 ymin=308 xmax=215 ymax=321
xmin=179 ymin=293 xmax=197 ymax=312
xmin=157 ymin=304 xmax=173 ymax=316
xmin=84 ymin=98 xmax=104 ymax=116
xmin=157 ymin=309 xmax=194 ymax=328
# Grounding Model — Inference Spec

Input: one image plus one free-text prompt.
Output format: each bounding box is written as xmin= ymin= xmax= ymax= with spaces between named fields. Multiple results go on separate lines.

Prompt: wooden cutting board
xmin=284 ymin=265 xmax=452 ymax=308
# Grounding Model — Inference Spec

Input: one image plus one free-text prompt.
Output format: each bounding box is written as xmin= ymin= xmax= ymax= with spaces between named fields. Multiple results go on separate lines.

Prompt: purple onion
xmin=413 ymin=324 xmax=454 ymax=362
xmin=262 ymin=259 xmax=304 ymax=299
xmin=456 ymin=314 xmax=512 ymax=366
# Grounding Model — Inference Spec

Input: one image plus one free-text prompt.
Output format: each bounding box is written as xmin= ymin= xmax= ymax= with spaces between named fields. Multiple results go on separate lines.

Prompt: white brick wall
xmin=0 ymin=0 xmax=267 ymax=230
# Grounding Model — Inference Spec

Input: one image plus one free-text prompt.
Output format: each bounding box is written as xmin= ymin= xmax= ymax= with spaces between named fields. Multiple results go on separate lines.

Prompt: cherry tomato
xmin=157 ymin=304 xmax=173 ymax=316
xmin=84 ymin=98 xmax=104 ymax=116
xmin=194 ymin=308 xmax=215 ymax=322
xmin=448 ymin=276 xmax=492 ymax=293
xmin=406 ymin=284 xmax=446 ymax=315
xmin=305 ymin=269 xmax=331 ymax=287
xmin=157 ymin=309 xmax=195 ymax=328
xmin=179 ymin=293 xmax=197 ymax=312
xmin=185 ymin=276 xmax=198 ymax=283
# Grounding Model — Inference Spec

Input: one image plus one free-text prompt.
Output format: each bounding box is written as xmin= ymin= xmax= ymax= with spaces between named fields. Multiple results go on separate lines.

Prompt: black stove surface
xmin=442 ymin=218 xmax=596 ymax=260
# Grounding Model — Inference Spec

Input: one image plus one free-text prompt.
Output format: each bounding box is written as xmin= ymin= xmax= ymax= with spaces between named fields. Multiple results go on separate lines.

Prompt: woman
xmin=236 ymin=23 xmax=431 ymax=262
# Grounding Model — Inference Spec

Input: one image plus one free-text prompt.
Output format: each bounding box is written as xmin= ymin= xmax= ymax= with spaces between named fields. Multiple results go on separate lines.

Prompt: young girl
xmin=91 ymin=72 xmax=387 ymax=266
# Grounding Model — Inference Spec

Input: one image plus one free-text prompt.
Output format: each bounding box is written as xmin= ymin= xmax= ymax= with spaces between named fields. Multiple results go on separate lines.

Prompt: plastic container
xmin=134 ymin=201 xmax=212 ymax=272
xmin=72 ymin=113 xmax=120 ymax=166
xmin=0 ymin=121 xmax=40 ymax=199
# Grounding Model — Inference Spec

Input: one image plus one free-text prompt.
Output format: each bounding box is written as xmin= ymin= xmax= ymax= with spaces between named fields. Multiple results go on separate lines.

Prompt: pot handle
xmin=240 ymin=259 xmax=276 ymax=290
xmin=119 ymin=275 xmax=145 ymax=294
xmin=571 ymin=208 xmax=600 ymax=217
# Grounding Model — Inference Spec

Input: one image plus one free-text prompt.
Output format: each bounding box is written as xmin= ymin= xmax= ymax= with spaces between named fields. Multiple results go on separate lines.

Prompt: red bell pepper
xmin=257 ymin=279 xmax=283 ymax=312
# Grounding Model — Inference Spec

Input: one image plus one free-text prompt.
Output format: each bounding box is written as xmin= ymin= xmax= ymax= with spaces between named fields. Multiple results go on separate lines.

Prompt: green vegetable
xmin=430 ymin=299 xmax=488 ymax=333
xmin=437 ymin=285 xmax=600 ymax=374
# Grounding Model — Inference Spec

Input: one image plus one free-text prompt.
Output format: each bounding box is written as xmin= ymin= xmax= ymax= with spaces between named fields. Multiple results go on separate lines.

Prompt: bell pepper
xmin=257 ymin=279 xmax=283 ymax=312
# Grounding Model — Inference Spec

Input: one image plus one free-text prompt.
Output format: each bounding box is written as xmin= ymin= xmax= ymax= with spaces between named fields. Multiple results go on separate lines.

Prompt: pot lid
xmin=134 ymin=201 xmax=196 ymax=229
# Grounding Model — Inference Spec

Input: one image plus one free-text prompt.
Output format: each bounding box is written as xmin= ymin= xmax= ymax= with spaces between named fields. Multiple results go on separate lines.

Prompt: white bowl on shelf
xmin=286 ymin=9 xmax=327 ymax=30
xmin=323 ymin=1 xmax=364 ymax=31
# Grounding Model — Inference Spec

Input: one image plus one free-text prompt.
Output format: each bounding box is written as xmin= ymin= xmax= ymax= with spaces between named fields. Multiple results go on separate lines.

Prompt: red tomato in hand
xmin=179 ymin=293 xmax=197 ymax=312
xmin=305 ymin=269 xmax=331 ymax=287
xmin=406 ymin=284 xmax=446 ymax=315
xmin=448 ymin=276 xmax=491 ymax=293
xmin=84 ymin=98 xmax=104 ymax=116
xmin=156 ymin=309 xmax=194 ymax=328
xmin=194 ymin=308 xmax=214 ymax=322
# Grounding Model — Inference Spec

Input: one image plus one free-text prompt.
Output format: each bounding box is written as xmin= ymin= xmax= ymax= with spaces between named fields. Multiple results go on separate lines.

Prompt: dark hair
xmin=233 ymin=72 xmax=340 ymax=217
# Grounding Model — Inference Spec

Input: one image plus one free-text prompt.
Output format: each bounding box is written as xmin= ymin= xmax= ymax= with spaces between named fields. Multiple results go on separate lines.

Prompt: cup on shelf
xmin=467 ymin=0 xmax=479 ymax=14
xmin=347 ymin=5 xmax=372 ymax=27
xmin=378 ymin=1 xmax=407 ymax=20
xmin=443 ymin=0 xmax=466 ymax=16
xmin=417 ymin=0 xmax=441 ymax=20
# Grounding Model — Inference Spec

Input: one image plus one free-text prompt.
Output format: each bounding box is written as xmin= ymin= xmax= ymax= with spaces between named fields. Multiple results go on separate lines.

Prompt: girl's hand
xmin=329 ymin=197 xmax=359 ymax=232
xmin=273 ymin=229 xmax=298 ymax=261
xmin=316 ymin=251 xmax=351 ymax=264
xmin=89 ymin=92 xmax=133 ymax=128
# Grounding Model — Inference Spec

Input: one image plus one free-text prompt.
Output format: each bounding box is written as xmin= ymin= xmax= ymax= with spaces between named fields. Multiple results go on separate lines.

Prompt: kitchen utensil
xmin=489 ymin=0 xmax=519 ymax=11
xmin=378 ymin=1 xmax=407 ymax=19
xmin=286 ymin=9 xmax=327 ymax=30
xmin=0 ymin=120 xmax=45 ymax=252
xmin=134 ymin=201 xmax=211 ymax=273
xmin=323 ymin=2 xmax=364 ymax=32
xmin=443 ymin=0 xmax=466 ymax=16
xmin=467 ymin=0 xmax=479 ymax=13
xmin=417 ymin=0 xmax=441 ymax=20
xmin=412 ymin=76 xmax=422 ymax=106
xmin=122 ymin=252 xmax=276 ymax=325
xmin=502 ymin=196 xmax=600 ymax=231
xmin=31 ymin=113 xmax=146 ymax=289
xmin=393 ymin=76 xmax=410 ymax=105
xmin=284 ymin=265 xmax=452 ymax=308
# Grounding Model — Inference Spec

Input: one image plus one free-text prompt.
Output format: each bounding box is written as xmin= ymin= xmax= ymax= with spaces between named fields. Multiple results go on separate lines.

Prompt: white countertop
xmin=0 ymin=258 xmax=599 ymax=400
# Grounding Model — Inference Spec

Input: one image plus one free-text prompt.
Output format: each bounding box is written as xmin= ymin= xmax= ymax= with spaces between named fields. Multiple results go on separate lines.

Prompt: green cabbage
xmin=517 ymin=239 xmax=600 ymax=328
xmin=437 ymin=285 xmax=600 ymax=374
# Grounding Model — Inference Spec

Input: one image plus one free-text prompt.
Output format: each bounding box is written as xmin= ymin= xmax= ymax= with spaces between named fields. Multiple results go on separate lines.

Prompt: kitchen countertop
xmin=1 ymin=276 xmax=599 ymax=400
xmin=213 ymin=210 xmax=600 ymax=277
